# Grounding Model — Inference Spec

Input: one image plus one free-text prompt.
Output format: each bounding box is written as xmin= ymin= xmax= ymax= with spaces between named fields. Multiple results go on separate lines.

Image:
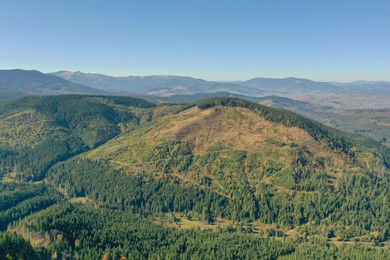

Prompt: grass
xmin=0 ymin=172 xmax=19 ymax=183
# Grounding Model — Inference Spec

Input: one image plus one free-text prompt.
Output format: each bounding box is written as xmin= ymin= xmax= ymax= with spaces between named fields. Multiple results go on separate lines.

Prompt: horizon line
xmin=1 ymin=67 xmax=390 ymax=84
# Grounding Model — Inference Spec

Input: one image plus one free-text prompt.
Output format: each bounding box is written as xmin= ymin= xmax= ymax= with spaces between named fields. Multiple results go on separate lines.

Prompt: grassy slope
xmin=88 ymin=98 xmax=389 ymax=194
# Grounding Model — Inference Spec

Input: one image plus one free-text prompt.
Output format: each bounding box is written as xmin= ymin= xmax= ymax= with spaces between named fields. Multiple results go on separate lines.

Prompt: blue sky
xmin=0 ymin=0 xmax=389 ymax=81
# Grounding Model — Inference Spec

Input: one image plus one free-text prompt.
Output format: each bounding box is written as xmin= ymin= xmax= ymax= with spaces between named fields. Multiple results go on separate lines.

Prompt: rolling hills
xmin=51 ymin=71 xmax=390 ymax=110
xmin=3 ymin=68 xmax=389 ymax=149
xmin=0 ymin=95 xmax=389 ymax=258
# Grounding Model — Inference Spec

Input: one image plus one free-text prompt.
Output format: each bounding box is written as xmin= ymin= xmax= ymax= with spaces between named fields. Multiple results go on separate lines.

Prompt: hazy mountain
xmin=51 ymin=71 xmax=390 ymax=108
xmin=329 ymin=81 xmax=390 ymax=95
xmin=53 ymin=71 xmax=342 ymax=97
xmin=0 ymin=69 xmax=108 ymax=100
xmin=82 ymin=97 xmax=389 ymax=239
xmin=51 ymin=71 xmax=254 ymax=96
xmin=240 ymin=77 xmax=338 ymax=93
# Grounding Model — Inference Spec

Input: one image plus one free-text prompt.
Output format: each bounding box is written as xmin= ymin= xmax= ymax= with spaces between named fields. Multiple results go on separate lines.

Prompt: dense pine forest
xmin=4 ymin=203 xmax=389 ymax=259
xmin=0 ymin=95 xmax=389 ymax=259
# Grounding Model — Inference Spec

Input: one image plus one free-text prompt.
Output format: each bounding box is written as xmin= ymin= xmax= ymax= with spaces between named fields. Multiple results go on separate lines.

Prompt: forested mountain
xmin=0 ymin=95 xmax=389 ymax=258
xmin=76 ymin=97 xmax=389 ymax=229
xmin=0 ymin=70 xmax=108 ymax=101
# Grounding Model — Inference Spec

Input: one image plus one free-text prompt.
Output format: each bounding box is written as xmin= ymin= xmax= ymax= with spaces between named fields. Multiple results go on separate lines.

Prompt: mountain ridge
xmin=52 ymin=70 xmax=390 ymax=99
xmin=51 ymin=70 xmax=254 ymax=96
xmin=0 ymin=69 xmax=109 ymax=101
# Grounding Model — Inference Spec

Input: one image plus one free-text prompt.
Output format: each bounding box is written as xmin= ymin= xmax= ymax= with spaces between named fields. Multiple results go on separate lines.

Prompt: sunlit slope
xmin=88 ymin=98 xmax=389 ymax=195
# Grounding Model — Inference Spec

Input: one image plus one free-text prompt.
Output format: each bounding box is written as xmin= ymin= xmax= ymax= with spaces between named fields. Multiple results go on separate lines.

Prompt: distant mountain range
xmin=0 ymin=69 xmax=108 ymax=101
xmin=52 ymin=71 xmax=390 ymax=97
xmin=1 ymin=69 xmax=390 ymax=109
xmin=51 ymin=71 xmax=256 ymax=96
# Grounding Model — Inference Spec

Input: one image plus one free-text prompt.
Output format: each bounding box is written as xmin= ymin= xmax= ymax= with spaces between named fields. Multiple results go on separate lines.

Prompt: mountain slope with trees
xmin=0 ymin=95 xmax=389 ymax=258
xmin=50 ymin=97 xmax=390 ymax=241
xmin=0 ymin=95 xmax=162 ymax=180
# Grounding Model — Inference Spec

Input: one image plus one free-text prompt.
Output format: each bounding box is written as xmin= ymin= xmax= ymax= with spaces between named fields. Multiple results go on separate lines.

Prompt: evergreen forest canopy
xmin=0 ymin=95 xmax=389 ymax=259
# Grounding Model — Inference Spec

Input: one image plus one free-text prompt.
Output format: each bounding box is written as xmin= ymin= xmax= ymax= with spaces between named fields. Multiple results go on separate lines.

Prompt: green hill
xmin=0 ymin=95 xmax=159 ymax=180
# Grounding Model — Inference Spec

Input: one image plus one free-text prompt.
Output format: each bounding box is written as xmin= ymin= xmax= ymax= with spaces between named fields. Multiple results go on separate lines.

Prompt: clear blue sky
xmin=0 ymin=0 xmax=389 ymax=81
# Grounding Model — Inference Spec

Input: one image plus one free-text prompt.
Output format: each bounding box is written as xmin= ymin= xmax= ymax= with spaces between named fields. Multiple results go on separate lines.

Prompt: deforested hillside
xmin=47 ymin=97 xmax=389 ymax=243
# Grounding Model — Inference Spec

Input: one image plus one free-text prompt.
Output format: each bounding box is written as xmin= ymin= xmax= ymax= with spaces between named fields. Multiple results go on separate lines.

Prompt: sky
xmin=0 ymin=0 xmax=389 ymax=81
